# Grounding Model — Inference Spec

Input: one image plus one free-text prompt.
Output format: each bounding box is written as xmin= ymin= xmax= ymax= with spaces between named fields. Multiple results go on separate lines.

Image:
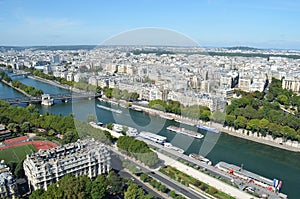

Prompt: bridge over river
xmin=2 ymin=93 xmax=101 ymax=104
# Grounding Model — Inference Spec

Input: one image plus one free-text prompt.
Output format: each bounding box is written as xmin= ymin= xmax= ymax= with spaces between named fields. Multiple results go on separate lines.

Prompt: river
xmin=1 ymin=77 xmax=300 ymax=198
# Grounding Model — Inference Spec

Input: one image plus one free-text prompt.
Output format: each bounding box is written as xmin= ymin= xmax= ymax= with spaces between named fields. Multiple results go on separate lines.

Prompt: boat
xmin=160 ymin=114 xmax=174 ymax=120
xmin=120 ymin=103 xmax=127 ymax=108
xmin=189 ymin=153 xmax=212 ymax=165
xmin=163 ymin=142 xmax=184 ymax=153
xmin=97 ymin=97 xmax=105 ymax=102
xmin=139 ymin=131 xmax=167 ymax=144
xmin=97 ymin=122 xmax=104 ymax=126
xmin=112 ymin=123 xmax=123 ymax=132
xmin=126 ymin=127 xmax=138 ymax=137
xmin=105 ymin=100 xmax=118 ymax=106
xmin=166 ymin=125 xmax=204 ymax=139
xmin=131 ymin=107 xmax=143 ymax=112
xmin=196 ymin=125 xmax=219 ymax=134
xmin=175 ymin=119 xmax=195 ymax=126
xmin=215 ymin=161 xmax=281 ymax=191
xmin=96 ymin=104 xmax=122 ymax=114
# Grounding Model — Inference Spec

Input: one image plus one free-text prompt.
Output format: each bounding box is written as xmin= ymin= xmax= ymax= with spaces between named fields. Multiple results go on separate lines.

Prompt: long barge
xmin=166 ymin=125 xmax=204 ymax=139
xmin=139 ymin=131 xmax=167 ymax=144
xmin=189 ymin=153 xmax=212 ymax=165
xmin=96 ymin=104 xmax=122 ymax=114
xmin=197 ymin=125 xmax=219 ymax=134
xmin=215 ymin=161 xmax=284 ymax=193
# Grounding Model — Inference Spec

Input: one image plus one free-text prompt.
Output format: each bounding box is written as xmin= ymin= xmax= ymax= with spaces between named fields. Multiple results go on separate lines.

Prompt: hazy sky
xmin=1 ymin=0 xmax=300 ymax=49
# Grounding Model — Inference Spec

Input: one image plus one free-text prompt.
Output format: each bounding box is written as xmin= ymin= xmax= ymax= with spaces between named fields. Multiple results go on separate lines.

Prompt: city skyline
xmin=1 ymin=0 xmax=300 ymax=49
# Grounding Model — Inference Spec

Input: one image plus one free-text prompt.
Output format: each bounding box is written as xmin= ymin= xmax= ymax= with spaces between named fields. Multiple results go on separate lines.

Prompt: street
xmin=109 ymin=146 xmax=206 ymax=199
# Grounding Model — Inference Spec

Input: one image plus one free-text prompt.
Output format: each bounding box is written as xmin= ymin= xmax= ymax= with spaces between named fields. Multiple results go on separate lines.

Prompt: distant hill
xmin=226 ymin=46 xmax=261 ymax=51
xmin=0 ymin=45 xmax=97 ymax=51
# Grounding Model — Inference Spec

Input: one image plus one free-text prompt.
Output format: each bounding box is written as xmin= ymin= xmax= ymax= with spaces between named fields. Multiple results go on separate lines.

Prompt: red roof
xmin=4 ymin=136 xmax=28 ymax=145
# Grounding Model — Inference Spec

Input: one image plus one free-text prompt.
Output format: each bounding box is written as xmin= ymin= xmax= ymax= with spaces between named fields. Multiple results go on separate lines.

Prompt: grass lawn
xmin=0 ymin=144 xmax=36 ymax=163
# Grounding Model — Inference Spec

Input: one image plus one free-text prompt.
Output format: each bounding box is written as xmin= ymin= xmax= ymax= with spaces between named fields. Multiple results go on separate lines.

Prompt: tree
xmin=91 ymin=175 xmax=107 ymax=199
xmin=117 ymin=136 xmax=159 ymax=167
xmin=20 ymin=122 xmax=31 ymax=133
xmin=259 ymin=118 xmax=270 ymax=135
xmin=7 ymin=123 xmax=19 ymax=133
xmin=234 ymin=116 xmax=247 ymax=129
xmin=140 ymin=173 xmax=150 ymax=182
xmin=130 ymin=92 xmax=139 ymax=101
xmin=245 ymin=105 xmax=259 ymax=119
xmin=253 ymin=91 xmax=265 ymax=100
xmin=212 ymin=110 xmax=225 ymax=124
xmin=62 ymin=130 xmax=79 ymax=144
xmin=103 ymin=130 xmax=113 ymax=143
xmin=26 ymin=104 xmax=39 ymax=113
xmin=104 ymin=87 xmax=113 ymax=98
xmin=86 ymin=114 xmax=97 ymax=123
xmin=121 ymin=126 xmax=129 ymax=135
xmin=107 ymin=171 xmax=125 ymax=195
xmin=107 ymin=123 xmax=114 ymax=130
xmin=48 ymin=129 xmax=56 ymax=136
xmin=29 ymin=189 xmax=45 ymax=199
xmin=277 ymin=94 xmax=289 ymax=105
xmin=246 ymin=119 xmax=260 ymax=132
xmin=121 ymin=90 xmax=131 ymax=100
xmin=170 ymin=190 xmax=177 ymax=198
xmin=144 ymin=194 xmax=155 ymax=199
xmin=137 ymin=151 xmax=159 ymax=167
xmin=200 ymin=110 xmax=211 ymax=122
xmin=265 ymin=92 xmax=274 ymax=102
xmin=112 ymin=88 xmax=122 ymax=99
xmin=124 ymin=183 xmax=145 ymax=199
xmin=225 ymin=115 xmax=235 ymax=126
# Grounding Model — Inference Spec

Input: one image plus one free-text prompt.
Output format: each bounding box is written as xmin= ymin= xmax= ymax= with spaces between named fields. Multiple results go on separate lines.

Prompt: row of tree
xmin=28 ymin=67 xmax=141 ymax=102
xmin=0 ymin=70 xmax=12 ymax=82
xmin=224 ymin=78 xmax=300 ymax=141
xmin=11 ymin=80 xmax=44 ymax=97
xmin=0 ymin=101 xmax=78 ymax=144
xmin=149 ymin=99 xmax=211 ymax=121
xmin=140 ymin=173 xmax=167 ymax=193
xmin=104 ymin=87 xmax=139 ymax=101
xmin=30 ymin=171 xmax=155 ymax=199
xmin=28 ymin=68 xmax=75 ymax=86
xmin=117 ymin=136 xmax=159 ymax=167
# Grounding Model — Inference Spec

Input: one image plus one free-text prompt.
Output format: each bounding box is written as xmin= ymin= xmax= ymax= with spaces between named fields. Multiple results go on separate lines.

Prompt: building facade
xmin=23 ymin=139 xmax=111 ymax=191
xmin=282 ymin=77 xmax=300 ymax=93
xmin=0 ymin=161 xmax=18 ymax=198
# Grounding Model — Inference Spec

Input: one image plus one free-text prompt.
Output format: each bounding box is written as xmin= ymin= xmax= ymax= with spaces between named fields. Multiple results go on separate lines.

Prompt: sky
xmin=0 ymin=0 xmax=300 ymax=49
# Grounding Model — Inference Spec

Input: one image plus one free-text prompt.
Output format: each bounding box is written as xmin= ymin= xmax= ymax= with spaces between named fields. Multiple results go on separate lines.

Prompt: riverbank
xmin=23 ymin=75 xmax=300 ymax=152
xmin=28 ymin=75 xmax=84 ymax=94
xmin=0 ymin=79 xmax=32 ymax=97
xmin=102 ymin=99 xmax=300 ymax=152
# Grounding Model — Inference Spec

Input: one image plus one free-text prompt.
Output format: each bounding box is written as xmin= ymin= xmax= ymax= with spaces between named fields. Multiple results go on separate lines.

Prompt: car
xmin=130 ymin=177 xmax=135 ymax=181
xmin=246 ymin=187 xmax=255 ymax=193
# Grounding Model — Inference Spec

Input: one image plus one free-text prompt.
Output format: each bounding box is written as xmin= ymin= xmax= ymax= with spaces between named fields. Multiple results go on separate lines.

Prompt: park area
xmin=0 ymin=144 xmax=36 ymax=164
xmin=0 ymin=136 xmax=58 ymax=164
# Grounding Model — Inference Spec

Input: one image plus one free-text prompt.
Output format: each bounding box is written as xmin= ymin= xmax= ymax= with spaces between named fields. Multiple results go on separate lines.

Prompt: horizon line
xmin=1 ymin=45 xmax=300 ymax=51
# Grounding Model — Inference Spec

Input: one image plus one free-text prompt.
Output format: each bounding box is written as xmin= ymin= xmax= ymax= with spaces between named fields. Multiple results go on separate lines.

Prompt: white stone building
xmin=23 ymin=139 xmax=111 ymax=191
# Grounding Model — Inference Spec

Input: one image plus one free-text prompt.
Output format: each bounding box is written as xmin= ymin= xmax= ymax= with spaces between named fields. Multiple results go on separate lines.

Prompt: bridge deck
xmin=2 ymin=93 xmax=101 ymax=104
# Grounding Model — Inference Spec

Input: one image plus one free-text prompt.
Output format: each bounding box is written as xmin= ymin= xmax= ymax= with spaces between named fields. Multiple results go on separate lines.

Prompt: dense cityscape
xmin=1 ymin=0 xmax=300 ymax=199
xmin=0 ymin=45 xmax=299 ymax=198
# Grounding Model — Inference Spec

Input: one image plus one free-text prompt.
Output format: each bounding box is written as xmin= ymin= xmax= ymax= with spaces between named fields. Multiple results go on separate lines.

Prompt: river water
xmin=1 ymin=77 xmax=300 ymax=198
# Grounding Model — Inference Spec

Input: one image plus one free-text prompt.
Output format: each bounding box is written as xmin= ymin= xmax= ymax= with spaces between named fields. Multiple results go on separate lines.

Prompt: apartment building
xmin=23 ymin=139 xmax=111 ymax=191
